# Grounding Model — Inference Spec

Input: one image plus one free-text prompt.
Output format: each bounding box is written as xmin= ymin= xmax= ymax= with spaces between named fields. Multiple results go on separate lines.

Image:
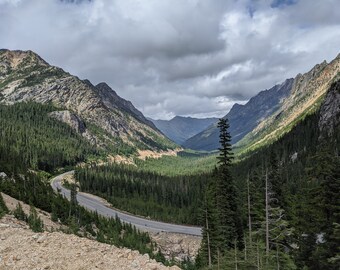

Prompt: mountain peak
xmin=94 ymin=82 xmax=157 ymax=131
xmin=0 ymin=49 xmax=48 ymax=69
xmin=0 ymin=49 xmax=175 ymax=152
xmin=95 ymin=82 xmax=118 ymax=96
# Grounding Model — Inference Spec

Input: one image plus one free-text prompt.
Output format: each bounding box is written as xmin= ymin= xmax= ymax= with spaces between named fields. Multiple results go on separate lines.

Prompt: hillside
xmin=183 ymin=79 xmax=293 ymax=150
xmin=151 ymin=116 xmax=218 ymax=144
xmin=183 ymin=54 xmax=340 ymax=153
xmin=0 ymin=215 xmax=179 ymax=270
xmin=0 ymin=49 xmax=176 ymax=155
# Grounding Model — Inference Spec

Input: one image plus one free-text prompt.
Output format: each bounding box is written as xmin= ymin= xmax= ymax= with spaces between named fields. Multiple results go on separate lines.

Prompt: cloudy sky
xmin=1 ymin=0 xmax=339 ymax=119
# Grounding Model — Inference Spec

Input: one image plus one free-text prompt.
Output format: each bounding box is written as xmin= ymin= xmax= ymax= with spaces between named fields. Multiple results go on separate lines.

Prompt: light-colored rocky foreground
xmin=0 ymin=215 xmax=180 ymax=270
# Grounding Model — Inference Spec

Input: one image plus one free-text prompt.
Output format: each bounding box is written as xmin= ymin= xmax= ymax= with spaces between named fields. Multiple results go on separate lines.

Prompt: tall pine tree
xmin=216 ymin=118 xmax=239 ymax=251
xmin=198 ymin=118 xmax=240 ymax=267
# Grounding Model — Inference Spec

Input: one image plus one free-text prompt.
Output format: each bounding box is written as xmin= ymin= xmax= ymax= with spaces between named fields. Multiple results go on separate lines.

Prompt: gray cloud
xmin=0 ymin=0 xmax=339 ymax=119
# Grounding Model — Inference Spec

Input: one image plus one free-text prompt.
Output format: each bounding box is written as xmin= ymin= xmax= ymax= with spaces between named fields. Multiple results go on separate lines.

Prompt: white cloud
xmin=0 ymin=0 xmax=339 ymax=119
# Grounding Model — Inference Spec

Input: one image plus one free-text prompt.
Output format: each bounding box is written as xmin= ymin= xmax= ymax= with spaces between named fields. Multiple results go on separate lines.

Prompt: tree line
xmin=197 ymin=109 xmax=340 ymax=269
xmin=0 ymin=102 xmax=169 ymax=265
xmin=75 ymin=163 xmax=208 ymax=224
xmin=0 ymin=102 xmax=98 ymax=173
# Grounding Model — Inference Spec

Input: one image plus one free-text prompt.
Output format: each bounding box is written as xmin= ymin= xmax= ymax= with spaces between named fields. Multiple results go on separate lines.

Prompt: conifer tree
xmin=197 ymin=177 xmax=220 ymax=267
xmin=13 ymin=202 xmax=27 ymax=221
xmin=0 ymin=193 xmax=8 ymax=218
xmin=28 ymin=205 xmax=44 ymax=232
xmin=216 ymin=118 xmax=238 ymax=250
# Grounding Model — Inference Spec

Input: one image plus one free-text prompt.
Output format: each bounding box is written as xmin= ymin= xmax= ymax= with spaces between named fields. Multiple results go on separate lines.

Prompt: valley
xmin=0 ymin=48 xmax=339 ymax=270
xmin=51 ymin=171 xmax=202 ymax=236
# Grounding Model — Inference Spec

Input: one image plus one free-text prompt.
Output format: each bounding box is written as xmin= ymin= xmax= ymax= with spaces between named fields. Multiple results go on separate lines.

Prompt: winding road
xmin=51 ymin=171 xmax=202 ymax=236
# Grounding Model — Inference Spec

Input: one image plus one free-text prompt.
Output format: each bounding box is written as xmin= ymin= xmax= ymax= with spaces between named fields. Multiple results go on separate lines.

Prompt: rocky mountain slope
xmin=318 ymin=80 xmax=340 ymax=139
xmin=183 ymin=54 xmax=340 ymax=153
xmin=151 ymin=116 xmax=218 ymax=144
xmin=183 ymin=79 xmax=293 ymax=150
xmin=0 ymin=215 xmax=180 ymax=270
xmin=0 ymin=49 xmax=176 ymax=155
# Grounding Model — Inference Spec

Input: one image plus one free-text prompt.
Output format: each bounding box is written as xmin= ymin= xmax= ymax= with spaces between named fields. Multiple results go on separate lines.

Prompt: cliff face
xmin=0 ymin=49 xmax=176 ymax=152
xmin=319 ymin=80 xmax=340 ymax=138
xmin=183 ymin=54 xmax=340 ymax=153
xmin=235 ymin=53 xmax=340 ymax=154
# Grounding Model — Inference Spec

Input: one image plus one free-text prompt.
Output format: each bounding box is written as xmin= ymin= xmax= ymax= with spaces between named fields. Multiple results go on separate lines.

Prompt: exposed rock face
xmin=319 ymin=80 xmax=340 ymax=138
xmin=150 ymin=232 xmax=201 ymax=262
xmin=183 ymin=78 xmax=294 ymax=150
xmin=48 ymin=110 xmax=99 ymax=145
xmin=49 ymin=110 xmax=86 ymax=133
xmin=0 ymin=49 xmax=176 ymax=152
xmin=0 ymin=215 xmax=180 ymax=270
xmin=184 ymin=53 xmax=340 ymax=153
xmin=95 ymin=82 xmax=158 ymax=130
xmin=236 ymin=53 xmax=340 ymax=154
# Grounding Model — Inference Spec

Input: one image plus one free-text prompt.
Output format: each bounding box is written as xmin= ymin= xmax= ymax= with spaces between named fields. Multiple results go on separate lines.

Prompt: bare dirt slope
xmin=0 ymin=193 xmax=181 ymax=270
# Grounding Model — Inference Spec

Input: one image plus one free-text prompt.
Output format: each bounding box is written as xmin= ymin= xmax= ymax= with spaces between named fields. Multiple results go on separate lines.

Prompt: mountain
xmin=151 ymin=116 xmax=218 ymax=144
xmin=0 ymin=49 xmax=176 ymax=154
xmin=183 ymin=78 xmax=293 ymax=150
xmin=183 ymin=54 xmax=340 ymax=152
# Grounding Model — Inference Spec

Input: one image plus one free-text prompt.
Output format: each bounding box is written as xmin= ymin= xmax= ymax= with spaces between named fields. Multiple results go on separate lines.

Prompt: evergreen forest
xmin=0 ymin=102 xmax=169 ymax=265
xmin=0 ymin=82 xmax=339 ymax=269
xmin=196 ymin=104 xmax=340 ymax=269
xmin=75 ymin=163 xmax=208 ymax=224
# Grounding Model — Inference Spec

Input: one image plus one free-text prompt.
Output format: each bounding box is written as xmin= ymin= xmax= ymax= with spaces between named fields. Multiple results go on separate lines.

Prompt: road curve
xmin=51 ymin=171 xmax=202 ymax=236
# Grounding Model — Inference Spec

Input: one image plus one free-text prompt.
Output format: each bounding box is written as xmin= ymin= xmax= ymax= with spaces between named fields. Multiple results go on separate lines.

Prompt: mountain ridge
xmin=183 ymin=53 xmax=340 ymax=153
xmin=151 ymin=116 xmax=219 ymax=145
xmin=183 ymin=78 xmax=294 ymax=150
xmin=0 ymin=49 xmax=176 ymax=154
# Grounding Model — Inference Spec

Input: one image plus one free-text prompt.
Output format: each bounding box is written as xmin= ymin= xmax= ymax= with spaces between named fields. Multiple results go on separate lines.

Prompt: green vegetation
xmin=197 ymin=102 xmax=340 ymax=269
xmin=13 ymin=203 xmax=27 ymax=222
xmin=19 ymin=67 xmax=65 ymax=88
xmin=75 ymin=163 xmax=208 ymax=224
xmin=0 ymin=193 xmax=9 ymax=218
xmin=28 ymin=205 xmax=44 ymax=232
xmin=234 ymin=91 xmax=326 ymax=157
xmin=134 ymin=127 xmax=178 ymax=151
xmin=0 ymin=172 xmax=164 ymax=261
xmin=0 ymin=101 xmax=170 ymax=265
xmin=86 ymin=122 xmax=137 ymax=156
xmin=197 ymin=119 xmax=241 ymax=268
xmin=134 ymin=151 xmax=217 ymax=176
xmin=0 ymin=102 xmax=98 ymax=173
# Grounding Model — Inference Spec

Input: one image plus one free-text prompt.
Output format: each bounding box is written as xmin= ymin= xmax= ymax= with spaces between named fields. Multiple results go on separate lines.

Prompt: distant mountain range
xmin=0 ymin=49 xmax=176 ymax=153
xmin=1 ymin=49 xmax=339 ymax=156
xmin=183 ymin=53 xmax=340 ymax=153
xmin=150 ymin=116 xmax=218 ymax=144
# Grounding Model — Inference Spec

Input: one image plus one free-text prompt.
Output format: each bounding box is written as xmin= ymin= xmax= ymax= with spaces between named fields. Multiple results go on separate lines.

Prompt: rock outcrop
xmin=0 ymin=49 xmax=176 ymax=152
xmin=319 ymin=80 xmax=340 ymax=138
xmin=150 ymin=232 xmax=201 ymax=262
xmin=184 ymin=53 xmax=340 ymax=153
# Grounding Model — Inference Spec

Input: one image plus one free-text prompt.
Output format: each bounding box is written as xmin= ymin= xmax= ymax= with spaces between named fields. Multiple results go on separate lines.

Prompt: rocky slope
xmin=0 ymin=215 xmax=180 ymax=270
xmin=184 ymin=54 xmax=340 ymax=153
xmin=235 ymin=53 xmax=340 ymax=154
xmin=151 ymin=116 xmax=218 ymax=144
xmin=183 ymin=79 xmax=293 ymax=151
xmin=318 ymin=80 xmax=340 ymax=139
xmin=0 ymin=49 xmax=176 ymax=154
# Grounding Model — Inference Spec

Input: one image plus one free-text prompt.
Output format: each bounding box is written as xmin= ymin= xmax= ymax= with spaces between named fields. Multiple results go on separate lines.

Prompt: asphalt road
xmin=51 ymin=171 xmax=202 ymax=236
